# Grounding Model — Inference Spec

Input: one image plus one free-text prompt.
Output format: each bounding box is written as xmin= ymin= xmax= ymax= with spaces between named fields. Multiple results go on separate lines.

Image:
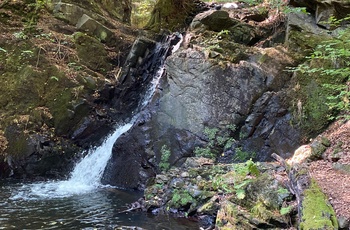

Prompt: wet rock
xmin=228 ymin=23 xmax=256 ymax=45
xmin=144 ymin=159 xmax=292 ymax=228
xmin=197 ymin=195 xmax=220 ymax=215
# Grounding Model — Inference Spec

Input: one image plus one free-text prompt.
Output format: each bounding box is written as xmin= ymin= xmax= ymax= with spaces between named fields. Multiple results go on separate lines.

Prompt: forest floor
xmin=309 ymin=119 xmax=350 ymax=220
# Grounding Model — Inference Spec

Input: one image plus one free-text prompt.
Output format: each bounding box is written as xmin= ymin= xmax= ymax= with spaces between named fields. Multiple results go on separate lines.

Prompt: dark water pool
xmin=0 ymin=180 xmax=198 ymax=229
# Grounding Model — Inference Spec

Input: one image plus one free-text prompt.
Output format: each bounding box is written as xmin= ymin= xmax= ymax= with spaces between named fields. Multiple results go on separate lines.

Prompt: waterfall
xmin=11 ymin=33 xmax=183 ymax=200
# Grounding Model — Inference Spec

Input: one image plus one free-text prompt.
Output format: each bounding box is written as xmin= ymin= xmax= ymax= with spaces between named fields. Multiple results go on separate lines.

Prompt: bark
xmin=272 ymin=153 xmax=311 ymax=222
xmin=122 ymin=0 xmax=132 ymax=24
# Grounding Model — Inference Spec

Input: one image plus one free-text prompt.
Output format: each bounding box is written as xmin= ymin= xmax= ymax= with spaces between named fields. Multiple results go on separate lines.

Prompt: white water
xmin=10 ymin=33 xmax=183 ymax=200
xmin=11 ymin=123 xmax=133 ymax=200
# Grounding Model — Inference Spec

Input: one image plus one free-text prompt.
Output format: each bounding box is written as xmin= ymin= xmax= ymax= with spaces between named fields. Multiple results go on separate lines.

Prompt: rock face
xmin=102 ymin=1 xmax=349 ymax=190
xmin=291 ymin=0 xmax=350 ymax=28
xmin=101 ymin=8 xmax=303 ymax=189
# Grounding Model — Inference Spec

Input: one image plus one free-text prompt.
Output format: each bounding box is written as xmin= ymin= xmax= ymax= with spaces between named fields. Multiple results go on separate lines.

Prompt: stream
xmin=0 ymin=33 xmax=199 ymax=229
xmin=0 ymin=180 xmax=198 ymax=229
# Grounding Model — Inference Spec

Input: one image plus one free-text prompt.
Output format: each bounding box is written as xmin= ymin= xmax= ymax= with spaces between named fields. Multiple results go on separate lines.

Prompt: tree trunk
xmin=122 ymin=0 xmax=132 ymax=24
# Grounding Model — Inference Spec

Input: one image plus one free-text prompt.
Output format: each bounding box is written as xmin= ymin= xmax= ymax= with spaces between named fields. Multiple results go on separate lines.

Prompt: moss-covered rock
xmin=144 ymin=0 xmax=198 ymax=32
xmin=144 ymin=158 xmax=293 ymax=229
xmin=300 ymin=180 xmax=338 ymax=230
xmin=73 ymin=32 xmax=112 ymax=73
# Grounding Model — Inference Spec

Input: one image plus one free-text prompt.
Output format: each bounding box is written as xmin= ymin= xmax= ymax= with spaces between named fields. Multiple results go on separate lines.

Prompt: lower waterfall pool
xmin=0 ymin=180 xmax=199 ymax=230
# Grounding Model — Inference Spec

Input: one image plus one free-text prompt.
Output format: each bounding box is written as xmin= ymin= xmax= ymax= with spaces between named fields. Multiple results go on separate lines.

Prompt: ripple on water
xmin=0 ymin=181 xmax=199 ymax=229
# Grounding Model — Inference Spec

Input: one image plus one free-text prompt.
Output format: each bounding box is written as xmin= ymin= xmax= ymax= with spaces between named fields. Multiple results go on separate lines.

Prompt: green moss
xmin=5 ymin=129 xmax=31 ymax=160
xmin=73 ymin=32 xmax=112 ymax=73
xmin=145 ymin=0 xmax=196 ymax=31
xmin=290 ymin=68 xmax=337 ymax=138
xmin=300 ymin=180 xmax=338 ymax=230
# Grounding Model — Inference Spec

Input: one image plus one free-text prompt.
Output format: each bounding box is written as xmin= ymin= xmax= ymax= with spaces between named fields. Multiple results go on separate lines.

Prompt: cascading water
xmin=0 ymin=32 xmax=198 ymax=229
xmin=10 ymin=32 xmax=183 ymax=201
xmin=10 ymin=122 xmax=133 ymax=200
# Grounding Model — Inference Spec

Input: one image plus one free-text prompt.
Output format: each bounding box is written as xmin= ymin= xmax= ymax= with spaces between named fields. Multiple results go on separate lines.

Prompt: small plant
xmin=68 ymin=62 xmax=83 ymax=71
xmin=234 ymin=180 xmax=251 ymax=199
xmin=211 ymin=176 xmax=234 ymax=193
xmin=21 ymin=50 xmax=34 ymax=58
xmin=13 ymin=31 xmax=28 ymax=40
xmin=234 ymin=159 xmax=260 ymax=177
xmin=169 ymin=189 xmax=194 ymax=208
xmin=280 ymin=205 xmax=293 ymax=215
xmin=0 ymin=47 xmax=7 ymax=53
xmin=50 ymin=76 xmax=59 ymax=82
xmin=290 ymin=23 xmax=350 ymax=120
xmin=194 ymin=125 xmax=236 ymax=159
xmin=233 ymin=147 xmax=256 ymax=162
xmin=159 ymin=145 xmax=171 ymax=172
xmin=210 ymin=159 xmax=260 ymax=200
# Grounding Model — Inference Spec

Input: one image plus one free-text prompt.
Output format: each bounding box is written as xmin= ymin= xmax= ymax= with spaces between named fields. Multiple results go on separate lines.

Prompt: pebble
xmin=181 ymin=172 xmax=190 ymax=178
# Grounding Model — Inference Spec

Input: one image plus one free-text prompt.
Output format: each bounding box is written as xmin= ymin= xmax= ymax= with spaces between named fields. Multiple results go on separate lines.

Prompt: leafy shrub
xmin=159 ymin=145 xmax=171 ymax=172
xmin=194 ymin=126 xmax=235 ymax=159
xmin=291 ymin=25 xmax=350 ymax=121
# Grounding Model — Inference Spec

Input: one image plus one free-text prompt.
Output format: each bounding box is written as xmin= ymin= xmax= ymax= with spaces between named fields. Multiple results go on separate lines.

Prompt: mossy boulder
xmin=144 ymin=158 xmax=293 ymax=229
xmin=73 ymin=32 xmax=112 ymax=73
xmin=144 ymin=0 xmax=199 ymax=31
xmin=286 ymin=12 xmax=331 ymax=58
xmin=300 ymin=180 xmax=338 ymax=229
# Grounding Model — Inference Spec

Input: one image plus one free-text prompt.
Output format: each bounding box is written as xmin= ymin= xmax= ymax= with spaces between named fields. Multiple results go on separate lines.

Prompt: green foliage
xmin=283 ymin=6 xmax=307 ymax=14
xmin=246 ymin=159 xmax=260 ymax=176
xmin=233 ymin=147 xmax=256 ymax=162
xmin=233 ymin=160 xmax=260 ymax=199
xmin=0 ymin=47 xmax=6 ymax=53
xmin=234 ymin=159 xmax=260 ymax=177
xmin=50 ymin=76 xmax=59 ymax=82
xmin=23 ymin=0 xmax=46 ymax=34
xmin=291 ymin=26 xmax=350 ymax=120
xmin=159 ymin=145 xmax=171 ymax=172
xmin=321 ymin=15 xmax=350 ymax=29
xmin=277 ymin=187 xmax=289 ymax=195
xmin=251 ymin=201 xmax=268 ymax=219
xmin=13 ymin=31 xmax=28 ymax=40
xmin=194 ymin=125 xmax=235 ymax=159
xmin=170 ymin=189 xmax=194 ymax=208
xmin=132 ymin=0 xmax=156 ymax=28
xmin=280 ymin=206 xmax=293 ymax=215
xmin=68 ymin=62 xmax=83 ymax=71
xmin=210 ymin=160 xmax=260 ymax=200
